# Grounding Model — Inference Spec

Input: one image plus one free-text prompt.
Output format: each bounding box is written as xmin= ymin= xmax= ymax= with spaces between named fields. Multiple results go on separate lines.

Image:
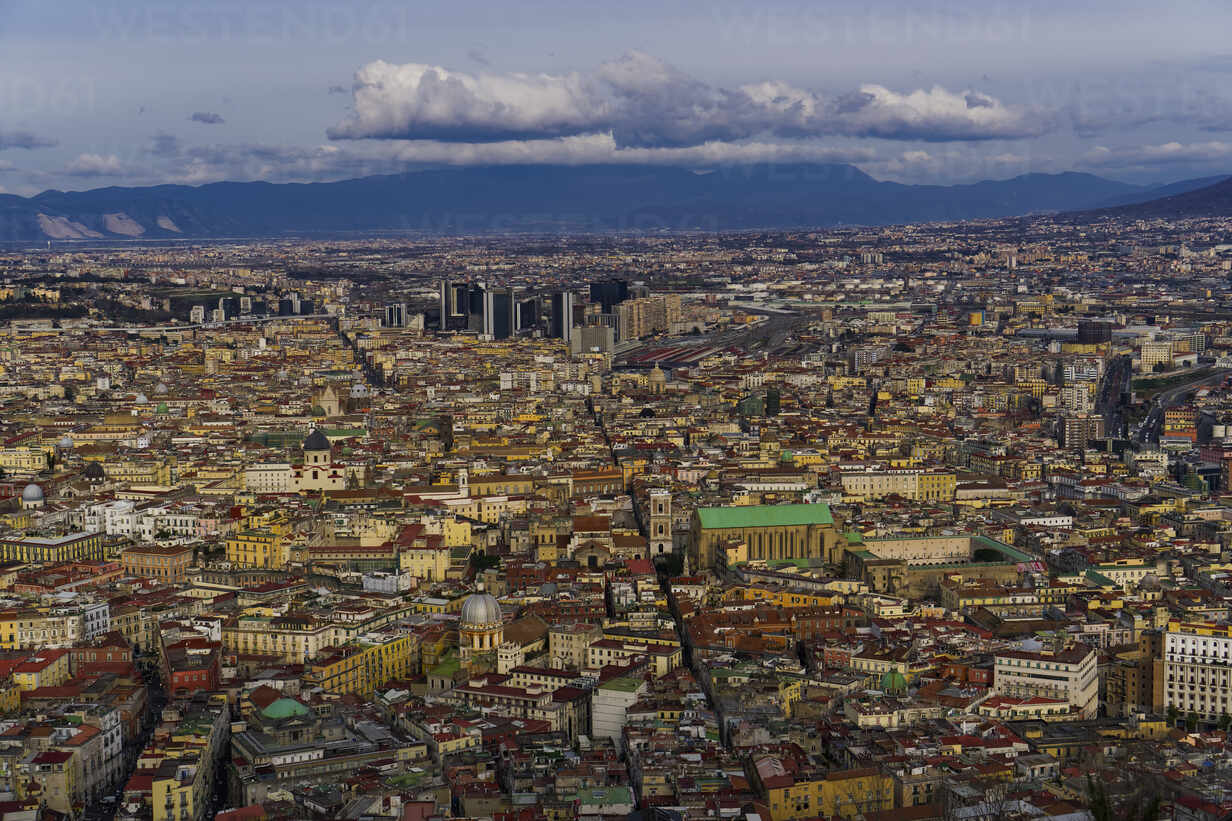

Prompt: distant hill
xmin=1091 ymin=174 xmax=1231 ymax=208
xmin=0 ymin=164 xmax=1152 ymax=242
xmin=1070 ymin=175 xmax=1232 ymax=221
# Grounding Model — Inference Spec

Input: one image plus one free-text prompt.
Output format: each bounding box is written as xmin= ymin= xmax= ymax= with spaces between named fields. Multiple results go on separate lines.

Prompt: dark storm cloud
xmin=0 ymin=130 xmax=58 ymax=150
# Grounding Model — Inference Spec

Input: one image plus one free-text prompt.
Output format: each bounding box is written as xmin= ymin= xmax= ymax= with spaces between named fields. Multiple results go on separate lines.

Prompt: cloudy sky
xmin=0 ymin=0 xmax=1230 ymax=195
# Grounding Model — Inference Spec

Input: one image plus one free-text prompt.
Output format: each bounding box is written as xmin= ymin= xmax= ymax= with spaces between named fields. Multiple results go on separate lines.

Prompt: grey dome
xmin=57 ymin=435 xmax=73 ymax=449
xmin=302 ymin=429 xmax=330 ymax=451
xmin=154 ymin=383 xmax=169 ymax=394
xmin=460 ymin=591 xmax=501 ymax=628
xmin=21 ymin=484 xmax=43 ymax=503
xmin=135 ymin=393 xmax=148 ymax=404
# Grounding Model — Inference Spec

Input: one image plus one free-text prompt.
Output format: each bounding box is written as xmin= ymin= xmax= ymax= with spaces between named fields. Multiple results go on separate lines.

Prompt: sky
xmin=1 ymin=0 xmax=1231 ymax=195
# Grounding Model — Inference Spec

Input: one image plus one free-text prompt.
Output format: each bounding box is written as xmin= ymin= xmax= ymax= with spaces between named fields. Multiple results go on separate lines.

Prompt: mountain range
xmin=0 ymin=164 xmax=1227 ymax=242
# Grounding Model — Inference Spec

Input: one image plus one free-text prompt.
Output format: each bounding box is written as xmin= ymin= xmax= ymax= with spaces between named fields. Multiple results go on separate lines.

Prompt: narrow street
xmin=85 ymin=654 xmax=168 ymax=821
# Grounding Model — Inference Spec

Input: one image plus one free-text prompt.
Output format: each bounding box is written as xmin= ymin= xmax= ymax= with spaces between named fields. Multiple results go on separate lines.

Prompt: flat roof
xmin=698 ymin=503 xmax=832 ymax=530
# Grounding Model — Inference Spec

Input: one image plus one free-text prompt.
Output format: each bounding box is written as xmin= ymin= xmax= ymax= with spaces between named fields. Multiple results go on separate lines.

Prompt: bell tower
xmin=649 ymin=489 xmax=672 ymax=556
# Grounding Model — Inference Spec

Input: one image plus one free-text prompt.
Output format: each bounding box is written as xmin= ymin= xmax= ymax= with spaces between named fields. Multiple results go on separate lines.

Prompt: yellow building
xmin=0 ymin=679 xmax=19 ymax=714
xmin=146 ymin=703 xmax=229 ymax=821
xmin=223 ymin=614 xmax=333 ymax=662
xmin=0 ymin=532 xmax=104 ymax=563
xmin=303 ymin=632 xmax=417 ymax=695
xmin=840 ymin=469 xmax=956 ymax=502
xmin=398 ymin=524 xmax=455 ymax=582
xmin=226 ymin=529 xmax=287 ymax=569
xmin=12 ymin=649 xmax=71 ymax=691
xmin=754 ymin=760 xmax=893 ymax=821
xmin=0 ymin=447 xmax=48 ymax=473
xmin=108 ymin=458 xmax=173 ymax=486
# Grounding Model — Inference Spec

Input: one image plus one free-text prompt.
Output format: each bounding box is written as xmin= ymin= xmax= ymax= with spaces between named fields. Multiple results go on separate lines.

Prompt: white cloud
xmin=831 ymin=85 xmax=1053 ymax=141
xmin=329 ymin=52 xmax=1047 ymax=147
xmin=1080 ymin=140 xmax=1232 ymax=167
xmin=328 ymin=60 xmax=606 ymax=142
xmin=64 ymin=153 xmax=125 ymax=177
xmin=861 ymin=148 xmax=1043 ymax=183
xmin=379 ymin=133 xmax=878 ymax=167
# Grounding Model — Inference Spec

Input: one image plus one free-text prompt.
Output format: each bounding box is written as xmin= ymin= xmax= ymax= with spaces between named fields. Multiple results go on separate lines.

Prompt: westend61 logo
xmin=712 ymin=3 xmax=1032 ymax=47
xmin=0 ymin=77 xmax=97 ymax=119
xmin=88 ymin=1 xmax=420 ymax=44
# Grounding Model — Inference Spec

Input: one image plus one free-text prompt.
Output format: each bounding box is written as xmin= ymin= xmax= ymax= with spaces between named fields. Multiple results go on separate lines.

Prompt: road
xmin=1095 ymin=354 xmax=1133 ymax=439
xmin=1136 ymin=368 xmax=1230 ymax=444
xmin=84 ymin=655 xmax=168 ymax=821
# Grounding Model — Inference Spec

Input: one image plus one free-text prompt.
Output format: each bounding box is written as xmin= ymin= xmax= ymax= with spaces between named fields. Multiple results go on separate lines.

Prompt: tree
xmin=470 ymin=551 xmax=500 ymax=572
xmin=1086 ymin=775 xmax=1159 ymax=821
xmin=656 ymin=552 xmax=684 ymax=578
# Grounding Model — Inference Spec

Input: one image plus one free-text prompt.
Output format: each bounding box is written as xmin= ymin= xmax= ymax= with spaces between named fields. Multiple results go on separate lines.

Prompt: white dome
xmin=57 ymin=435 xmax=74 ymax=449
xmin=155 ymin=383 xmax=169 ymax=394
xmin=135 ymin=393 xmax=148 ymax=404
xmin=21 ymin=484 xmax=43 ymax=503
xmin=459 ymin=591 xmax=501 ymax=628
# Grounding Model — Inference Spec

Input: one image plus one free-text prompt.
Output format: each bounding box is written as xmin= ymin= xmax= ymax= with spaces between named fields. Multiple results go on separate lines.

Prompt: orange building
xmin=121 ymin=544 xmax=193 ymax=582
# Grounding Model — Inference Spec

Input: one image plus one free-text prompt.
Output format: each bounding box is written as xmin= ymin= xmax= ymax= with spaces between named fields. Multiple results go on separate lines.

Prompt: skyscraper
xmin=550 ymin=291 xmax=575 ymax=342
xmin=384 ymin=303 xmax=407 ymax=328
xmin=590 ymin=279 xmax=628 ymax=313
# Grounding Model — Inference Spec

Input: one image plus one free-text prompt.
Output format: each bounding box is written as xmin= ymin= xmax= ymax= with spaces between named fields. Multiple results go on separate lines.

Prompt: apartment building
xmin=839 ymin=469 xmax=957 ymax=502
xmin=993 ymin=646 xmax=1098 ymax=719
xmin=122 ymin=544 xmax=194 ymax=582
xmin=1163 ymin=621 xmax=1232 ymax=720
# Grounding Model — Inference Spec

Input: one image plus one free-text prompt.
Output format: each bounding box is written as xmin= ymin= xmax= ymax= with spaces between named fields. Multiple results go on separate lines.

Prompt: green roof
xmin=599 ymin=676 xmax=643 ymax=692
xmin=1085 ymin=569 xmax=1117 ymax=588
xmin=697 ymin=503 xmax=832 ymax=530
xmin=262 ymin=697 xmax=310 ymax=720
xmin=972 ymin=535 xmax=1034 ymax=563
xmin=431 ymin=652 xmax=461 ymax=677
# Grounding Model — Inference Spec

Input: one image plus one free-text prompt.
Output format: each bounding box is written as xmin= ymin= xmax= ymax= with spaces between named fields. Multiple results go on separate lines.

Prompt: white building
xmin=993 ymin=646 xmax=1098 ymax=719
xmin=591 ymin=676 xmax=646 ymax=743
xmin=244 ymin=463 xmax=294 ymax=494
xmin=1163 ymin=621 xmax=1232 ymax=720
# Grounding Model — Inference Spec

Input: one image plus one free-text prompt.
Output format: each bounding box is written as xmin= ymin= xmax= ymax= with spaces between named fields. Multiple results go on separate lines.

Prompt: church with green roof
xmin=690 ymin=503 xmax=842 ymax=571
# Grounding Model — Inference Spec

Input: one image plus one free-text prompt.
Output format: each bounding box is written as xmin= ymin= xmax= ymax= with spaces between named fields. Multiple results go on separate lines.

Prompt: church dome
xmin=21 ymin=483 xmax=43 ymax=503
xmin=83 ymin=462 xmax=105 ymax=481
xmin=57 ymin=435 xmax=74 ymax=449
xmin=302 ymin=429 xmax=330 ymax=451
xmin=649 ymin=364 xmax=666 ymax=384
xmin=460 ymin=590 xmax=502 ymax=629
xmin=134 ymin=393 xmax=148 ymax=404
xmin=880 ymin=669 xmax=907 ymax=694
xmin=154 ymin=382 xmax=169 ymax=394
